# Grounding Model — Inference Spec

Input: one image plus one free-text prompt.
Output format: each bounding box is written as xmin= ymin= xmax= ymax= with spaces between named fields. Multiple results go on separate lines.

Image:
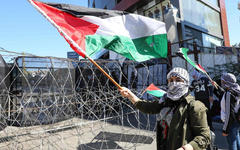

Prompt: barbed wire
xmin=0 ymin=48 xmax=168 ymax=149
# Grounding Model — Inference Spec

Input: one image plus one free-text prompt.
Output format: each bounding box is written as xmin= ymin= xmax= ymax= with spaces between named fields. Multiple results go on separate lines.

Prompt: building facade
xmin=89 ymin=0 xmax=230 ymax=55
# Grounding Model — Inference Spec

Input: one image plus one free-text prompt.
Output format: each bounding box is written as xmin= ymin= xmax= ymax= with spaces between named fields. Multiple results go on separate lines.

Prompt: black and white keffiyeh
xmin=221 ymin=73 xmax=240 ymax=96
xmin=166 ymin=67 xmax=189 ymax=101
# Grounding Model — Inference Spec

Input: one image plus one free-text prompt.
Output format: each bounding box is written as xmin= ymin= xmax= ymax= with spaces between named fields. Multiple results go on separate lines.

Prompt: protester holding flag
xmin=220 ymin=73 xmax=240 ymax=150
xmin=190 ymin=70 xmax=214 ymax=130
xmin=120 ymin=67 xmax=210 ymax=150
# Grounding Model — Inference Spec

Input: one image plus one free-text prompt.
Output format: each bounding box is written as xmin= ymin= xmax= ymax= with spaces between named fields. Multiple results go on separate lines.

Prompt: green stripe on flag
xmin=180 ymin=48 xmax=206 ymax=73
xmin=147 ymin=90 xmax=165 ymax=97
xmin=85 ymin=34 xmax=167 ymax=62
xmin=133 ymin=34 xmax=167 ymax=59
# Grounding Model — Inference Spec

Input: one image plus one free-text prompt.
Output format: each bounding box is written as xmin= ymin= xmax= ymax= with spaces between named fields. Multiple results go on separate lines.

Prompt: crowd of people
xmin=119 ymin=67 xmax=240 ymax=150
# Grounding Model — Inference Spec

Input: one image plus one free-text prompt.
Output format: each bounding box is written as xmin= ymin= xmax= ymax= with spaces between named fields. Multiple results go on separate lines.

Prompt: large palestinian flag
xmin=29 ymin=0 xmax=168 ymax=62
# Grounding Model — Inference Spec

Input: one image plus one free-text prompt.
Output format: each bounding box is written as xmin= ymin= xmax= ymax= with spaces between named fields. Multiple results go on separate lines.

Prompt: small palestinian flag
xmin=144 ymin=83 xmax=166 ymax=98
xmin=179 ymin=48 xmax=206 ymax=73
xmin=29 ymin=0 xmax=168 ymax=62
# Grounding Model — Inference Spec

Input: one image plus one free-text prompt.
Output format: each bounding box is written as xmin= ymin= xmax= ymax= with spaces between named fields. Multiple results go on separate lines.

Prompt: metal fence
xmin=0 ymin=53 xmax=168 ymax=149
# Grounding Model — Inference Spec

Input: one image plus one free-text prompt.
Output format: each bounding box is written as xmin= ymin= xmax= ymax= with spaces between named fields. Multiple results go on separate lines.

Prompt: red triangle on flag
xmin=197 ymin=64 xmax=206 ymax=73
xmin=146 ymin=83 xmax=160 ymax=91
xmin=32 ymin=0 xmax=99 ymax=57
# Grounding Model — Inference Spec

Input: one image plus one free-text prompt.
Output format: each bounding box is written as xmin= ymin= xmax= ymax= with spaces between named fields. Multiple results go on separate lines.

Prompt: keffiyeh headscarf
xmin=220 ymin=73 xmax=240 ymax=123
xmin=221 ymin=73 xmax=240 ymax=95
xmin=167 ymin=67 xmax=189 ymax=101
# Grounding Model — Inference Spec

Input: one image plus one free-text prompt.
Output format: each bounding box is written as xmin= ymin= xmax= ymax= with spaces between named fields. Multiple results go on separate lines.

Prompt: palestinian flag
xmin=179 ymin=48 xmax=206 ymax=73
xmin=144 ymin=83 xmax=166 ymax=98
xmin=29 ymin=0 xmax=168 ymax=62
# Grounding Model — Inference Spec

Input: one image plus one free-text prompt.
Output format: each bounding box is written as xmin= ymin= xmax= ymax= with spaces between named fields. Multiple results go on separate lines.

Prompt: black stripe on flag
xmin=44 ymin=2 xmax=129 ymax=19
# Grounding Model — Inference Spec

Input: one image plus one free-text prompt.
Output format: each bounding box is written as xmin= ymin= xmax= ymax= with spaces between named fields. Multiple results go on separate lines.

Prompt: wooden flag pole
xmin=29 ymin=0 xmax=122 ymax=90
xmin=86 ymin=56 xmax=122 ymax=90
xmin=204 ymin=72 xmax=220 ymax=90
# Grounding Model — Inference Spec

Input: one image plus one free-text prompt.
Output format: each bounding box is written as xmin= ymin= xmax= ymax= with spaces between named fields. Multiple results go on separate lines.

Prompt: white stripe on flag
xmin=82 ymin=14 xmax=166 ymax=38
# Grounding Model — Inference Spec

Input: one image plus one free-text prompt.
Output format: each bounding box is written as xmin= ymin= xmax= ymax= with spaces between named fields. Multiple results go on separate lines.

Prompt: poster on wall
xmin=144 ymin=0 xmax=170 ymax=22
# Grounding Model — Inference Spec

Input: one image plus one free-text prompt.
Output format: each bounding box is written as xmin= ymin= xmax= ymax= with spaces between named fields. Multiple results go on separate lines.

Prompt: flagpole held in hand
xmin=197 ymin=63 xmax=219 ymax=89
xmin=204 ymin=72 xmax=219 ymax=89
xmin=177 ymin=48 xmax=219 ymax=89
xmin=86 ymin=56 xmax=122 ymax=89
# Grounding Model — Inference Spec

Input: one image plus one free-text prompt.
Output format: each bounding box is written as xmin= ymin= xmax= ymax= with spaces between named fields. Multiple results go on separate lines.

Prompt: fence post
xmin=193 ymin=41 xmax=199 ymax=64
xmin=167 ymin=41 xmax=172 ymax=67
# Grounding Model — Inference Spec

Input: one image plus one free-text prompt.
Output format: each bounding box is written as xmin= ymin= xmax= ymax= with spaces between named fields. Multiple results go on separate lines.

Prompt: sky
xmin=226 ymin=0 xmax=240 ymax=46
xmin=0 ymin=0 xmax=88 ymax=59
xmin=0 ymin=0 xmax=240 ymax=60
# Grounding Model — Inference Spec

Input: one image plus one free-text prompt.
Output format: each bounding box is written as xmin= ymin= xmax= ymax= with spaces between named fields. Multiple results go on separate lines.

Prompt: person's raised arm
xmin=119 ymin=87 xmax=163 ymax=114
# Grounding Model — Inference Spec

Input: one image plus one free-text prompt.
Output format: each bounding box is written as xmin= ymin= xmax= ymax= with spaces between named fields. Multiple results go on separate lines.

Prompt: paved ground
xmin=0 ymin=117 xmax=229 ymax=150
xmin=0 ymin=117 xmax=156 ymax=150
xmin=212 ymin=122 xmax=228 ymax=150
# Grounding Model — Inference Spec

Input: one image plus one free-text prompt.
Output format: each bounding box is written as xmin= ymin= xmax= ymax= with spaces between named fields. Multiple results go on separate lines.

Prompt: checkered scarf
xmin=221 ymin=73 xmax=240 ymax=96
xmin=167 ymin=67 xmax=189 ymax=101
